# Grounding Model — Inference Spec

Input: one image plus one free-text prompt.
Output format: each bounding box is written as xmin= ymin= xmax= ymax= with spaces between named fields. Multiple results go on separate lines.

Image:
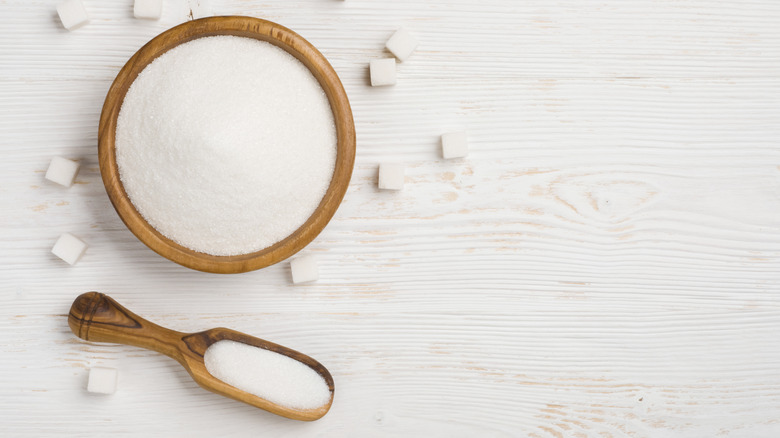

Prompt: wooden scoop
xmin=68 ymin=292 xmax=334 ymax=421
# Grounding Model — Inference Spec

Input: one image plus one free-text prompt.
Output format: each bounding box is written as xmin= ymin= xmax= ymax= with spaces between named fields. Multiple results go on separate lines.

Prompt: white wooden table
xmin=2 ymin=1 xmax=779 ymax=436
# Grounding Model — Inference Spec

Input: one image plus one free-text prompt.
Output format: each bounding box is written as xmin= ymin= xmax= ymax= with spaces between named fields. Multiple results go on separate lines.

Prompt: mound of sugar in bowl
xmin=115 ymin=36 xmax=337 ymax=256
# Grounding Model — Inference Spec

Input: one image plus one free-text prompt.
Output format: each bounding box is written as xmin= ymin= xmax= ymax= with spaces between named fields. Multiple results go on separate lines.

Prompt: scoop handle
xmin=68 ymin=292 xmax=185 ymax=360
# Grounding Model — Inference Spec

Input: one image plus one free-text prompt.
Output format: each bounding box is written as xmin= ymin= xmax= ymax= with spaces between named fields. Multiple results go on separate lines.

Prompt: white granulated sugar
xmin=116 ymin=36 xmax=336 ymax=256
xmin=204 ymin=340 xmax=331 ymax=410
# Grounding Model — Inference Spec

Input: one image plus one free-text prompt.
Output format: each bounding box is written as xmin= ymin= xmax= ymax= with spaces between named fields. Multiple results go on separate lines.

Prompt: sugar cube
xmin=290 ymin=255 xmax=319 ymax=284
xmin=441 ymin=131 xmax=469 ymax=159
xmin=45 ymin=157 xmax=80 ymax=187
xmin=56 ymin=0 xmax=89 ymax=31
xmin=134 ymin=0 xmax=163 ymax=20
xmin=385 ymin=28 xmax=419 ymax=62
xmin=187 ymin=0 xmax=213 ymax=19
xmin=87 ymin=367 xmax=117 ymax=395
xmin=378 ymin=163 xmax=405 ymax=190
xmin=52 ymin=233 xmax=88 ymax=266
xmin=369 ymin=59 xmax=396 ymax=87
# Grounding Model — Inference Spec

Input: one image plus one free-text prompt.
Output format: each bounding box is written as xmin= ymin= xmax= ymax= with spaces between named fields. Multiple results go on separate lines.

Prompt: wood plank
xmin=1 ymin=0 xmax=779 ymax=436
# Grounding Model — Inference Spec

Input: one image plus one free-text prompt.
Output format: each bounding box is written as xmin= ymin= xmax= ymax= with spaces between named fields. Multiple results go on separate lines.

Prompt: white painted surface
xmin=1 ymin=0 xmax=779 ymax=437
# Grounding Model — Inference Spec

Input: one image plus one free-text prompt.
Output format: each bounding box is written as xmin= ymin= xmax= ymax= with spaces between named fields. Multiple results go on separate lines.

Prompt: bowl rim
xmin=98 ymin=16 xmax=356 ymax=274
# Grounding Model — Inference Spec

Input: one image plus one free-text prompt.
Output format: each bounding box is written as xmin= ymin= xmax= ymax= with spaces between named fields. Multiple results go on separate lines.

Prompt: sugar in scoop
xmin=204 ymin=340 xmax=332 ymax=410
xmin=69 ymin=293 xmax=334 ymax=420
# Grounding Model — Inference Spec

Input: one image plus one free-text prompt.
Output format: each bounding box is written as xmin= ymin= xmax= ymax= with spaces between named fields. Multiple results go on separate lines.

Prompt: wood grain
xmin=98 ymin=16 xmax=356 ymax=274
xmin=1 ymin=0 xmax=779 ymax=437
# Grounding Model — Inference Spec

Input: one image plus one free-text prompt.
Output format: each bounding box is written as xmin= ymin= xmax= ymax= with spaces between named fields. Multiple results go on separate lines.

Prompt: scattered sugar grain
xmin=369 ymin=58 xmax=396 ymax=86
xmin=57 ymin=0 xmax=89 ymax=30
xmin=52 ymin=233 xmax=87 ymax=266
xmin=441 ymin=131 xmax=469 ymax=159
xmin=204 ymin=340 xmax=331 ymax=410
xmin=385 ymin=28 xmax=418 ymax=62
xmin=116 ymin=36 xmax=336 ymax=256
xmin=134 ymin=0 xmax=163 ymax=20
xmin=45 ymin=156 xmax=80 ymax=187
xmin=87 ymin=367 xmax=117 ymax=394
xmin=290 ymin=254 xmax=319 ymax=284
xmin=378 ymin=163 xmax=404 ymax=190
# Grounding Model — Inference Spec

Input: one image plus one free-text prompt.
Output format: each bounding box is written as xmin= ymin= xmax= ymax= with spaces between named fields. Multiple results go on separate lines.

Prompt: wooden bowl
xmin=98 ymin=16 xmax=355 ymax=274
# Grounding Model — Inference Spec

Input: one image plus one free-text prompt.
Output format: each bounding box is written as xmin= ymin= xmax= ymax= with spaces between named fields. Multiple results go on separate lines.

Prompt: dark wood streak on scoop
xmin=68 ymin=292 xmax=334 ymax=421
